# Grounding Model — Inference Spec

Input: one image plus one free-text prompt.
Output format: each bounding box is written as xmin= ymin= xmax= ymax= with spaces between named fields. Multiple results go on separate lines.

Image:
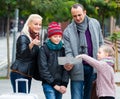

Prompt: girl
xmin=76 ymin=45 xmax=115 ymax=99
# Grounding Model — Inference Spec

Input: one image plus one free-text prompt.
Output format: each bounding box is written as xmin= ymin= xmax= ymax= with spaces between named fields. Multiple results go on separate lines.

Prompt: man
xmin=63 ymin=3 xmax=104 ymax=99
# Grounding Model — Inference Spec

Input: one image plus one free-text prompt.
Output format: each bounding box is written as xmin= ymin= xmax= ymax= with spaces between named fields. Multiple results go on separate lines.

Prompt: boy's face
xmin=49 ymin=34 xmax=62 ymax=44
xmin=97 ymin=48 xmax=108 ymax=60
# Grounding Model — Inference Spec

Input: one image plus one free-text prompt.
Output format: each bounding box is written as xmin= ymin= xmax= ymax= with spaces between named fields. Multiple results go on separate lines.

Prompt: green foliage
xmin=0 ymin=77 xmax=8 ymax=79
xmin=0 ymin=0 xmax=119 ymax=26
xmin=32 ymin=0 xmax=76 ymax=25
xmin=109 ymin=32 xmax=120 ymax=43
xmin=0 ymin=0 xmax=18 ymax=18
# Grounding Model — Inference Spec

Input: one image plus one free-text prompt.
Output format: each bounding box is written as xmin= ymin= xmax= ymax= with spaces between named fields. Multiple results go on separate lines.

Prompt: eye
xmin=73 ymin=15 xmax=77 ymax=18
xmin=39 ymin=23 xmax=42 ymax=26
xmin=78 ymin=14 xmax=81 ymax=16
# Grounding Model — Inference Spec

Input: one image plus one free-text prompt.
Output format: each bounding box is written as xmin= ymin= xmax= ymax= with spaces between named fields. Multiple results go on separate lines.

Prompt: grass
xmin=0 ymin=76 xmax=9 ymax=79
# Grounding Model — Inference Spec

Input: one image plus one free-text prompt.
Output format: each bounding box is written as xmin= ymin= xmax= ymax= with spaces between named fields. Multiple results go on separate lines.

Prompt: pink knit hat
xmin=47 ymin=22 xmax=62 ymax=37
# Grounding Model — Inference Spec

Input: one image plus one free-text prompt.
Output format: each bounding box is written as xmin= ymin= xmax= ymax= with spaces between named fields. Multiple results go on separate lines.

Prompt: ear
xmin=105 ymin=52 xmax=109 ymax=57
xmin=83 ymin=10 xmax=86 ymax=15
xmin=28 ymin=22 xmax=31 ymax=27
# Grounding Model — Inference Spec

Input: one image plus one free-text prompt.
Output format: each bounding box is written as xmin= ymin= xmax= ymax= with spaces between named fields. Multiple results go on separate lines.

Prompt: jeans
xmin=10 ymin=71 xmax=32 ymax=93
xmin=42 ymin=83 xmax=62 ymax=99
xmin=71 ymin=64 xmax=93 ymax=99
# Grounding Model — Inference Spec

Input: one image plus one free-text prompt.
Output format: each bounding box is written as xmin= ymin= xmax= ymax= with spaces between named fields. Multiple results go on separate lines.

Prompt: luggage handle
xmin=15 ymin=78 xmax=28 ymax=94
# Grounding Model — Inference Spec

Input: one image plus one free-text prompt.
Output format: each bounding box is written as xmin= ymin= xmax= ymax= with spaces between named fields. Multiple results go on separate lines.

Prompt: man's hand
xmin=64 ymin=63 xmax=73 ymax=71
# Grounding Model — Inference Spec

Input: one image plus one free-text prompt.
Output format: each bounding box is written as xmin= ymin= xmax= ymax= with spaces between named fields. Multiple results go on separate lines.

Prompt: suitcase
xmin=0 ymin=78 xmax=38 ymax=99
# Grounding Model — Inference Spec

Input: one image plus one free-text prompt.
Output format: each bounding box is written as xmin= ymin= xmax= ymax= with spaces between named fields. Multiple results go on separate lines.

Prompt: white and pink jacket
xmin=80 ymin=54 xmax=115 ymax=98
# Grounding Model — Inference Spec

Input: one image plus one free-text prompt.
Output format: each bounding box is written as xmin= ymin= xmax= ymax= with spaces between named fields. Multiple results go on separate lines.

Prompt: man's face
xmin=71 ymin=7 xmax=86 ymax=24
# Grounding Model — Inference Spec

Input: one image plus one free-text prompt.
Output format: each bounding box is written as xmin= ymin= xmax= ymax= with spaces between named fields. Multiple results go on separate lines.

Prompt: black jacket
xmin=38 ymin=43 xmax=69 ymax=87
xmin=11 ymin=35 xmax=40 ymax=78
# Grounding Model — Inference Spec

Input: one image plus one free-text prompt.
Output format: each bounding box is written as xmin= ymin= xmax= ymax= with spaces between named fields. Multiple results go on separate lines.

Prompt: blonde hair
xmin=21 ymin=14 xmax=43 ymax=41
xmin=100 ymin=44 xmax=115 ymax=57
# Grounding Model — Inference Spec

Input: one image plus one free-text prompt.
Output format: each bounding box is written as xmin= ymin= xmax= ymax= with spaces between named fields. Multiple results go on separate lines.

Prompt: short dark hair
xmin=72 ymin=3 xmax=84 ymax=10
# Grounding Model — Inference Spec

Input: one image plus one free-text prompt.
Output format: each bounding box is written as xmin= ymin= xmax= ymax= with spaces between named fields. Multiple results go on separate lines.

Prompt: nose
xmin=57 ymin=37 xmax=61 ymax=40
xmin=76 ymin=16 xmax=80 ymax=20
xmin=38 ymin=25 xmax=42 ymax=29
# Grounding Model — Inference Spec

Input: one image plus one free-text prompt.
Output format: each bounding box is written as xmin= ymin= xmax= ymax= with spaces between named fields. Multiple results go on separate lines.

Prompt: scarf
xmin=29 ymin=28 xmax=40 ymax=40
xmin=101 ymin=57 xmax=114 ymax=67
xmin=46 ymin=39 xmax=63 ymax=50
xmin=76 ymin=15 xmax=89 ymax=54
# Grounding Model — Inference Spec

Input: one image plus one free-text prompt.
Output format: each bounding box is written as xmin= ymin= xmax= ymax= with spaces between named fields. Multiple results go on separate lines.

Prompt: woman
xmin=10 ymin=14 xmax=42 ymax=93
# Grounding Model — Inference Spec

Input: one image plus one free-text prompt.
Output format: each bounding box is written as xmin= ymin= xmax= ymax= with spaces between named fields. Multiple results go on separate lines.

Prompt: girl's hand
xmin=75 ymin=55 xmax=83 ymax=58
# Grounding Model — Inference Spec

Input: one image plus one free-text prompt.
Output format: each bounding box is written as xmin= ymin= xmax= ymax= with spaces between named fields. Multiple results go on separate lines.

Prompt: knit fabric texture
xmin=46 ymin=39 xmax=63 ymax=50
xmin=47 ymin=22 xmax=62 ymax=37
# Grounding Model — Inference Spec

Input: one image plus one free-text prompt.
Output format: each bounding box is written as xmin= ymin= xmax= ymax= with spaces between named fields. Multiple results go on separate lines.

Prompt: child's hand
xmin=54 ymin=85 xmax=61 ymax=92
xmin=64 ymin=63 xmax=73 ymax=71
xmin=76 ymin=55 xmax=82 ymax=58
xmin=60 ymin=86 xmax=66 ymax=94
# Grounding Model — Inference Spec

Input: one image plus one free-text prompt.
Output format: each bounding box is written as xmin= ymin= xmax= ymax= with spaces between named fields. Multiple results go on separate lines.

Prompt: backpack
xmin=32 ymin=44 xmax=49 ymax=81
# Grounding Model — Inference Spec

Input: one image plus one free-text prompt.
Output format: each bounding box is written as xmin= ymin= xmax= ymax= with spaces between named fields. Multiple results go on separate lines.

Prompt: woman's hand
xmin=29 ymin=38 xmax=40 ymax=49
xmin=32 ymin=38 xmax=40 ymax=46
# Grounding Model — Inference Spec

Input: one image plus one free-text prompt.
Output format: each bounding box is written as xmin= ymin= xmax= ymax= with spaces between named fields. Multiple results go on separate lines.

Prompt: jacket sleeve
xmin=63 ymin=28 xmax=74 ymax=57
xmin=61 ymin=48 xmax=69 ymax=87
xmin=16 ymin=35 xmax=31 ymax=58
xmin=81 ymin=54 xmax=107 ymax=72
xmin=38 ymin=46 xmax=56 ymax=87
xmin=61 ymin=67 xmax=69 ymax=87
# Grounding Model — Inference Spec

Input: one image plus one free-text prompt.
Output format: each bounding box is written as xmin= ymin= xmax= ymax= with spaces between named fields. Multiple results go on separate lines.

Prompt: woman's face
xmin=28 ymin=18 xmax=42 ymax=33
xmin=50 ymin=35 xmax=62 ymax=44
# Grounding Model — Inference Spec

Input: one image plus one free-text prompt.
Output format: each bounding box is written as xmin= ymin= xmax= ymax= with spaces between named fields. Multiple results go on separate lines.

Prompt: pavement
xmin=0 ymin=79 xmax=71 ymax=99
xmin=0 ymin=34 xmax=120 ymax=99
xmin=0 ymin=34 xmax=71 ymax=99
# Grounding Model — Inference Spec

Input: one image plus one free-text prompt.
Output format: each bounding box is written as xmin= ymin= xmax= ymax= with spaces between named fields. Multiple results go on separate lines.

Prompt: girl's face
xmin=28 ymin=18 xmax=42 ymax=33
xmin=50 ymin=35 xmax=62 ymax=44
xmin=97 ymin=48 xmax=108 ymax=60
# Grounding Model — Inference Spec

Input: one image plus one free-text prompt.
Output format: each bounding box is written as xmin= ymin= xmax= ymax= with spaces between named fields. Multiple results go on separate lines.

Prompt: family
xmin=10 ymin=3 xmax=115 ymax=99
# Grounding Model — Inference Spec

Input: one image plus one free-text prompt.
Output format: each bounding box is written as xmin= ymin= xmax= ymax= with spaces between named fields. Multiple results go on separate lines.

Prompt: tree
xmin=77 ymin=0 xmax=118 ymax=36
xmin=0 ymin=0 xmax=34 ymax=78
xmin=109 ymin=31 xmax=120 ymax=72
xmin=32 ymin=0 xmax=76 ymax=25
xmin=0 ymin=0 xmax=18 ymax=78
xmin=94 ymin=0 xmax=118 ymax=36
